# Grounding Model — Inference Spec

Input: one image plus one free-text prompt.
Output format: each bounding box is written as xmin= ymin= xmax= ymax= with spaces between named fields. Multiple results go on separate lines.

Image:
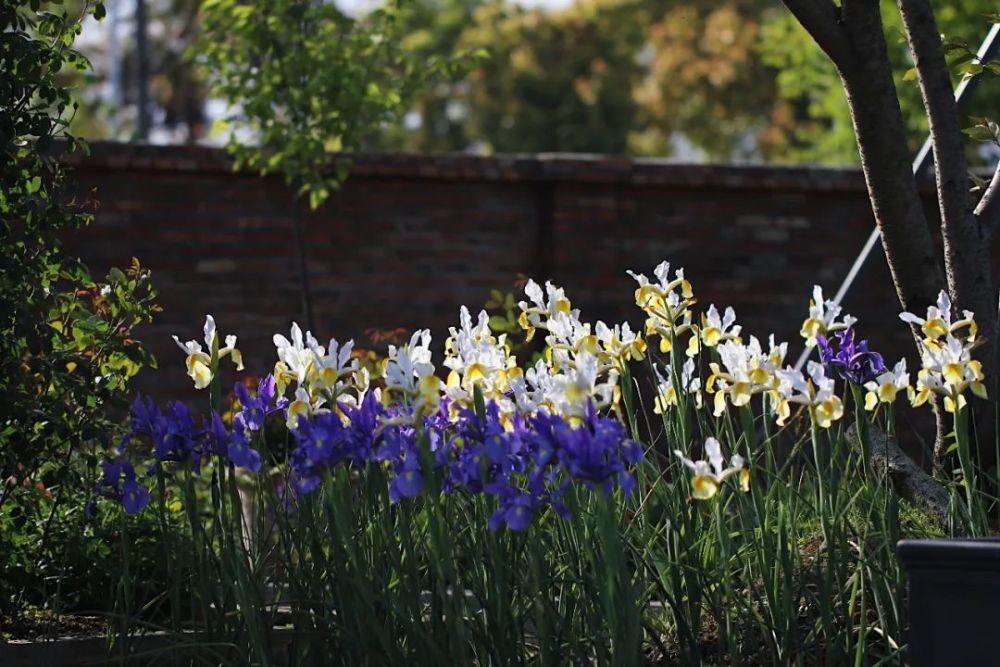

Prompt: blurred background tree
xmin=70 ymin=0 xmax=1000 ymax=165
xmin=72 ymin=0 xmax=206 ymax=142
xmin=630 ymin=0 xmax=783 ymax=160
xmin=456 ymin=0 xmax=644 ymax=154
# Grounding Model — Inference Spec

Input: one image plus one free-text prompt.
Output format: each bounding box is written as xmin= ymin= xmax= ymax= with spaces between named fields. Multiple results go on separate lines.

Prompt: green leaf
xmin=963 ymin=125 xmax=998 ymax=143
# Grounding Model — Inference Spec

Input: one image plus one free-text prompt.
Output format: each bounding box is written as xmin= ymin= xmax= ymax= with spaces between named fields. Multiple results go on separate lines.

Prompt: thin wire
xmin=792 ymin=22 xmax=1000 ymax=371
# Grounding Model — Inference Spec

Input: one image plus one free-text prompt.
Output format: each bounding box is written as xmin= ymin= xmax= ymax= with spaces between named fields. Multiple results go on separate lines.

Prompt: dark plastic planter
xmin=897 ymin=538 xmax=1000 ymax=666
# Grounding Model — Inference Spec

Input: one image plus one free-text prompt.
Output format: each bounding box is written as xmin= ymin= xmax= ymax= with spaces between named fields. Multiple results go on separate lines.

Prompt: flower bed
xmin=84 ymin=261 xmax=988 ymax=664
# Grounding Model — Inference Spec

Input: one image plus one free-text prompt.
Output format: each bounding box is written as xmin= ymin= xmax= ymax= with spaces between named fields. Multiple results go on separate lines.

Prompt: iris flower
xmin=309 ymin=336 xmax=360 ymax=396
xmin=627 ymin=261 xmax=695 ymax=353
xmin=384 ymin=330 xmax=441 ymax=417
xmin=816 ymin=326 xmax=886 ymax=385
xmin=864 ymin=359 xmax=910 ymax=411
xmin=707 ymin=336 xmax=786 ymax=416
xmin=518 ymin=279 xmax=576 ymax=342
xmin=687 ymin=304 xmax=742 ymax=357
xmin=899 ymin=290 xmax=977 ymax=343
xmin=674 ymin=437 xmax=748 ymax=500
xmin=774 ymin=362 xmax=844 ymax=428
xmin=800 ymin=285 xmax=857 ymax=348
xmin=595 ymin=320 xmax=647 ymax=368
xmin=94 ymin=458 xmax=151 ymax=515
xmin=172 ymin=315 xmax=243 ymax=389
xmin=910 ymin=334 xmax=987 ymax=412
xmin=444 ymin=306 xmax=518 ymax=407
xmin=273 ymin=322 xmax=319 ymax=393
xmin=653 ymin=359 xmax=702 ymax=413
xmin=235 ymin=374 xmax=287 ymax=431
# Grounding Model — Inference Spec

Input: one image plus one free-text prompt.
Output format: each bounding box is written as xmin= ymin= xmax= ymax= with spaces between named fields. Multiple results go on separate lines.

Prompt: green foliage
xmin=385 ymin=0 xmax=645 ymax=155
xmin=1 ymin=0 xmax=159 ymax=616
xmin=0 ymin=478 xmax=174 ymax=631
xmin=99 ymin=328 xmax=964 ymax=664
xmin=375 ymin=0 xmax=489 ymax=152
xmin=631 ymin=0 xmax=784 ymax=160
xmin=381 ymin=0 xmax=999 ymax=163
xmin=461 ymin=0 xmax=643 ymax=154
xmin=197 ymin=0 xmax=454 ymax=208
xmin=757 ymin=0 xmax=1000 ymax=164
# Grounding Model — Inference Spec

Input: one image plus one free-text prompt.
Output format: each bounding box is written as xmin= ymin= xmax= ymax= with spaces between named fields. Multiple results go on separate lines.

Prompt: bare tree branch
xmin=780 ymin=0 xmax=853 ymax=70
xmin=974 ymin=159 xmax=1000 ymax=231
xmin=846 ymin=423 xmax=950 ymax=527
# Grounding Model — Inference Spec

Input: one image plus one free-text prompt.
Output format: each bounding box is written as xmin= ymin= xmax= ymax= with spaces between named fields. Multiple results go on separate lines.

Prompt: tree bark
xmin=834 ymin=0 xmax=947 ymax=314
xmin=846 ymin=423 xmax=950 ymax=526
xmin=898 ymin=0 xmax=998 ymax=465
xmin=782 ymin=0 xmax=951 ymax=456
xmin=975 ymin=161 xmax=1000 ymax=232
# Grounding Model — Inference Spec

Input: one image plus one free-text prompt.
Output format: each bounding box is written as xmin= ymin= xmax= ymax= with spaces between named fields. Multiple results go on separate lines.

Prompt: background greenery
xmin=72 ymin=0 xmax=1000 ymax=164
xmin=0 ymin=0 xmax=161 ymax=628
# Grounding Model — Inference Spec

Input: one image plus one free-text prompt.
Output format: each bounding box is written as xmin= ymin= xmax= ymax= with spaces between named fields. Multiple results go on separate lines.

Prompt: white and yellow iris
xmin=384 ymin=330 xmax=442 ymax=418
xmin=706 ymin=336 xmax=785 ymax=417
xmin=863 ymin=359 xmax=910 ymax=411
xmin=595 ymin=320 xmax=646 ymax=369
xmin=627 ymin=261 xmax=696 ymax=354
xmin=908 ymin=333 xmax=987 ymax=413
xmin=774 ymin=362 xmax=844 ymax=429
xmin=674 ymin=437 xmax=749 ymax=500
xmin=687 ymin=304 xmax=742 ymax=357
xmin=517 ymin=279 xmax=575 ymax=342
xmin=653 ymin=359 xmax=702 ymax=413
xmin=172 ymin=314 xmax=243 ymax=389
xmin=800 ymin=285 xmax=857 ymax=348
xmin=899 ymin=290 xmax=977 ymax=344
xmin=444 ymin=306 xmax=519 ymax=411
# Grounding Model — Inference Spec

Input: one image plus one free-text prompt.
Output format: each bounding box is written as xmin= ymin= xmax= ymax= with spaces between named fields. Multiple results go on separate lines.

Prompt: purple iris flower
xmin=377 ymin=424 xmax=424 ymax=502
xmin=533 ymin=404 xmax=642 ymax=497
xmin=126 ymin=395 xmax=267 ymax=475
xmin=286 ymin=395 xmax=387 ymax=494
xmin=339 ymin=392 xmax=384 ymax=464
xmin=93 ymin=458 xmax=150 ymax=515
xmin=205 ymin=412 xmax=230 ymax=458
xmin=389 ymin=461 xmax=423 ymax=502
xmin=234 ymin=375 xmax=287 ymax=432
xmin=446 ymin=435 xmax=488 ymax=494
xmin=153 ymin=401 xmax=199 ymax=463
xmin=817 ymin=326 xmax=886 ymax=385
xmin=228 ymin=420 xmax=262 ymax=472
xmin=289 ymin=412 xmax=347 ymax=493
xmin=127 ymin=395 xmax=161 ymax=442
xmin=489 ymin=491 xmax=536 ymax=532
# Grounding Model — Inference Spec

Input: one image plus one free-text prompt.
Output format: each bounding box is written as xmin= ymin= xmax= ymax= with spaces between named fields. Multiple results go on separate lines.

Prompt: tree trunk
xmin=830 ymin=0 xmax=952 ymax=457
xmin=778 ymin=0 xmax=998 ymax=465
xmin=834 ymin=0 xmax=946 ymax=313
xmin=898 ymin=0 xmax=997 ymax=466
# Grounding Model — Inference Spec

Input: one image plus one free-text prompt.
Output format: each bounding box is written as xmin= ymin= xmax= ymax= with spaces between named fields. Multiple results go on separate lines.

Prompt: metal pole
xmin=108 ymin=0 xmax=123 ymax=134
xmin=792 ymin=22 xmax=1000 ymax=371
xmin=134 ymin=0 xmax=150 ymax=141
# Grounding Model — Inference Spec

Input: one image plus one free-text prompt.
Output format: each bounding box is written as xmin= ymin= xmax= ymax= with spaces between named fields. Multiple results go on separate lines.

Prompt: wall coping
xmin=62 ymin=141 xmax=882 ymax=193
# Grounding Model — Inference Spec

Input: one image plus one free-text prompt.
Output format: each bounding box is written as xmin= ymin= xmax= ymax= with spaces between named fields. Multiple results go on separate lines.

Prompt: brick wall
xmin=62 ymin=142 xmax=936 ymax=401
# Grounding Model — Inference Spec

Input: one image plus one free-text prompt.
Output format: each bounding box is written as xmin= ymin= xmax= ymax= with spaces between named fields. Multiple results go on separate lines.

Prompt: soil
xmin=1 ymin=607 xmax=106 ymax=642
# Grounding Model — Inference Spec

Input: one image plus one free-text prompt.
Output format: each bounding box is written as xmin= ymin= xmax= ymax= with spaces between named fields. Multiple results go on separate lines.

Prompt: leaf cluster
xmin=197 ymin=0 xmax=453 ymax=208
xmin=1 ymin=0 xmax=160 ymax=616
